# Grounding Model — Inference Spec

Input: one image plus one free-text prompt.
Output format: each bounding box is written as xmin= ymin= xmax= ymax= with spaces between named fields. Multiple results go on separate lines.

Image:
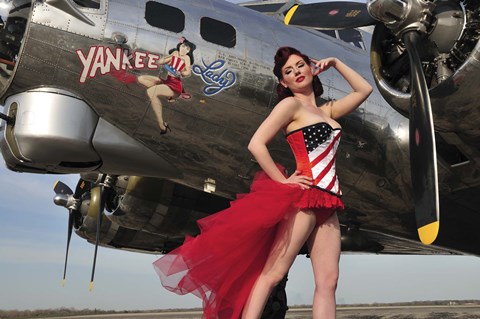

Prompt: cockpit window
xmin=145 ymin=1 xmax=185 ymax=33
xmin=73 ymin=0 xmax=100 ymax=9
xmin=200 ymin=17 xmax=236 ymax=48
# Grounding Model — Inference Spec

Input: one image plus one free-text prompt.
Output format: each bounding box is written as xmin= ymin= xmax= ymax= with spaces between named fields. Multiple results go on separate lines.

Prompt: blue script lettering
xmin=192 ymin=59 xmax=236 ymax=96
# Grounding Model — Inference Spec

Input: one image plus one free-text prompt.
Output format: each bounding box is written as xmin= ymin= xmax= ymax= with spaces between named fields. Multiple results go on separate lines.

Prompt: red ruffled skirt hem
xmin=153 ymin=170 xmax=343 ymax=319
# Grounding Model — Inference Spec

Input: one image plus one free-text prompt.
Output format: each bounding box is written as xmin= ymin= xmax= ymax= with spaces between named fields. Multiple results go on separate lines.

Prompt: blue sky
xmin=2 ymin=0 xmax=480 ymax=312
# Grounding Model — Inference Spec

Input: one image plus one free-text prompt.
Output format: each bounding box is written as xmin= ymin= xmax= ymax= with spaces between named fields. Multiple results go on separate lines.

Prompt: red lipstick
xmin=296 ymin=76 xmax=305 ymax=83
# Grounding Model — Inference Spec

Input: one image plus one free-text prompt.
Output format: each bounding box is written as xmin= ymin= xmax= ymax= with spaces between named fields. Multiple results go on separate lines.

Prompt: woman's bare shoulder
xmin=274 ymin=96 xmax=299 ymax=110
xmin=271 ymin=97 xmax=300 ymax=117
xmin=318 ymin=100 xmax=334 ymax=118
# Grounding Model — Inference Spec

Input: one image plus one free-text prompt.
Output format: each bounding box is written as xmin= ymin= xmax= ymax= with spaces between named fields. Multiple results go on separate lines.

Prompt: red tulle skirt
xmin=153 ymin=170 xmax=344 ymax=319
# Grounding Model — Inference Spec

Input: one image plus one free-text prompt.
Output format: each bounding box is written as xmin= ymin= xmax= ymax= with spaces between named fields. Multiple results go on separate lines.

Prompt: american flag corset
xmin=169 ymin=55 xmax=186 ymax=72
xmin=286 ymin=122 xmax=342 ymax=196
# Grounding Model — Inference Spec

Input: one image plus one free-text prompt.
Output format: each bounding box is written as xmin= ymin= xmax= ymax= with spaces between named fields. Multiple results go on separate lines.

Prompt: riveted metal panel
xmin=31 ymin=0 xmax=107 ymax=39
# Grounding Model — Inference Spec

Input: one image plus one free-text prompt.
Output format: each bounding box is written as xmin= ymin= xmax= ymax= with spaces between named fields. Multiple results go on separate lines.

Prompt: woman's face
xmin=280 ymin=54 xmax=313 ymax=93
xmin=179 ymin=43 xmax=191 ymax=55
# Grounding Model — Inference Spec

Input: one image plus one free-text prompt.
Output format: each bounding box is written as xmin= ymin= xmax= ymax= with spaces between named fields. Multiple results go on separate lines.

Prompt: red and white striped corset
xmin=169 ymin=55 xmax=186 ymax=72
xmin=286 ymin=122 xmax=342 ymax=196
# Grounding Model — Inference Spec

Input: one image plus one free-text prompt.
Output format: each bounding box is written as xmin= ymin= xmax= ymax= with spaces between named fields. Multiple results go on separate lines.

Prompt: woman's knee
xmin=315 ymin=269 xmax=339 ymax=293
xmin=138 ymin=75 xmax=152 ymax=87
xmin=259 ymin=270 xmax=287 ymax=289
xmin=146 ymin=86 xmax=158 ymax=99
xmin=137 ymin=75 xmax=147 ymax=84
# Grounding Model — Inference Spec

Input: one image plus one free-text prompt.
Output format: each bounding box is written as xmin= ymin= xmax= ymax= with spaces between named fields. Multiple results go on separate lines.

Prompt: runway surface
xmin=42 ymin=305 xmax=480 ymax=319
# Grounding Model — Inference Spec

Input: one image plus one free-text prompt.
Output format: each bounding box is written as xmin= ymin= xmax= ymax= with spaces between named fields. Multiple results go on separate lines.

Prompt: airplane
xmin=0 ymin=0 xmax=479 ymax=317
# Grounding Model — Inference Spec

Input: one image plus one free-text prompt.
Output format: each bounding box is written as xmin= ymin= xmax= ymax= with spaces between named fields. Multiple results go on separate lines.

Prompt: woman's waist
xmin=295 ymin=166 xmax=341 ymax=195
xmin=294 ymin=165 xmax=313 ymax=178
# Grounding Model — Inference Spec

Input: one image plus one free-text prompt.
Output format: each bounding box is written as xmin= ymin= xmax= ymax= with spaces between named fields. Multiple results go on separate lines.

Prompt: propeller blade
xmin=403 ymin=31 xmax=440 ymax=245
xmin=54 ymin=180 xmax=75 ymax=286
xmin=74 ymin=178 xmax=90 ymax=197
xmin=89 ymin=185 xmax=105 ymax=291
xmin=0 ymin=112 xmax=14 ymax=125
xmin=54 ymin=180 xmax=73 ymax=195
xmin=284 ymin=2 xmax=375 ymax=30
xmin=62 ymin=211 xmax=74 ymax=287
xmin=55 ymin=177 xmax=91 ymax=286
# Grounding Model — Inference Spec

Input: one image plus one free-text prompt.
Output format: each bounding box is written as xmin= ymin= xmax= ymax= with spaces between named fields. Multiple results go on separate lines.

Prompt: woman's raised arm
xmin=312 ymin=57 xmax=373 ymax=119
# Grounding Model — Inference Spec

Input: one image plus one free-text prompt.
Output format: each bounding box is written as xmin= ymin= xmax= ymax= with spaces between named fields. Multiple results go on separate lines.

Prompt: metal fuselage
xmin=1 ymin=0 xmax=479 ymax=255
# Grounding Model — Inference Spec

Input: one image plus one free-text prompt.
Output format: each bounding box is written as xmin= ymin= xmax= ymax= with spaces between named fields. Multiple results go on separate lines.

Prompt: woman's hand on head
xmin=311 ymin=57 xmax=337 ymax=76
xmin=283 ymin=170 xmax=313 ymax=189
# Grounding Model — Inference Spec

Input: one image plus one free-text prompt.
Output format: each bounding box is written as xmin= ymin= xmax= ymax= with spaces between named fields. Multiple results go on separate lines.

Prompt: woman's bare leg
xmin=138 ymin=75 xmax=160 ymax=88
xmin=145 ymin=84 xmax=176 ymax=132
xmin=307 ymin=213 xmax=341 ymax=319
xmin=242 ymin=210 xmax=316 ymax=319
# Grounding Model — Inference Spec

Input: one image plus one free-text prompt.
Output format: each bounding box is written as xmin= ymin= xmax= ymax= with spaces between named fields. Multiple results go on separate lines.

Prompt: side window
xmin=73 ymin=0 xmax=100 ymax=9
xmin=145 ymin=1 xmax=185 ymax=33
xmin=200 ymin=17 xmax=236 ymax=48
xmin=338 ymin=29 xmax=365 ymax=50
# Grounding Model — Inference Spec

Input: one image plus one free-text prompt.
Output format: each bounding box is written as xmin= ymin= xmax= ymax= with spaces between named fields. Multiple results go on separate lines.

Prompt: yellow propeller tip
xmin=89 ymin=282 xmax=94 ymax=292
xmin=418 ymin=221 xmax=439 ymax=245
xmin=61 ymin=279 xmax=66 ymax=287
xmin=284 ymin=4 xmax=299 ymax=25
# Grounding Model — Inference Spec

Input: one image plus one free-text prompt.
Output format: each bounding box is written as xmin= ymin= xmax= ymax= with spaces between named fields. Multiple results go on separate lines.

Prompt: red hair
xmin=273 ymin=47 xmax=323 ymax=101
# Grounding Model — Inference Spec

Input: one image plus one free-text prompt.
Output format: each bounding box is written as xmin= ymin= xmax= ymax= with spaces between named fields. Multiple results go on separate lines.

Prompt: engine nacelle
xmin=98 ymin=175 xmax=230 ymax=237
xmin=0 ymin=88 xmax=181 ymax=177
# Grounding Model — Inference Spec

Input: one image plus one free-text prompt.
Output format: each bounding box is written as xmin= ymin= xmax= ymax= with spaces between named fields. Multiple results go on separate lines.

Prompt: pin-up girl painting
xmin=138 ymin=37 xmax=196 ymax=134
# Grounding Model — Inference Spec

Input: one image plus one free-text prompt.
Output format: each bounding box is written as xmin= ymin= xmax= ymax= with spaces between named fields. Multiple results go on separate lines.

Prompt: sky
xmin=1 ymin=0 xmax=480 ymax=313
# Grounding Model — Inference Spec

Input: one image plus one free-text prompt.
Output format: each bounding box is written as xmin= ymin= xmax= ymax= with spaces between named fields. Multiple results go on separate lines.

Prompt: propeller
xmin=87 ymin=184 xmax=107 ymax=291
xmin=53 ymin=178 xmax=91 ymax=286
xmin=284 ymin=1 xmax=375 ymax=30
xmin=54 ymin=175 xmax=114 ymax=290
xmin=283 ymin=0 xmax=440 ymax=244
xmin=86 ymin=174 xmax=117 ymax=291
xmin=0 ymin=112 xmax=14 ymax=125
xmin=403 ymin=31 xmax=439 ymax=245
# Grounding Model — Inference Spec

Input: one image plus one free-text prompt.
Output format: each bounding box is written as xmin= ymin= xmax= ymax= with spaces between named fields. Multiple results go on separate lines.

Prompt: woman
xmin=138 ymin=37 xmax=196 ymax=134
xmin=153 ymin=47 xmax=372 ymax=319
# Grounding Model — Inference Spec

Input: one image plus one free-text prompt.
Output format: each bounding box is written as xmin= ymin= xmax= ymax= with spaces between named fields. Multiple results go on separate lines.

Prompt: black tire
xmin=261 ymin=276 xmax=288 ymax=319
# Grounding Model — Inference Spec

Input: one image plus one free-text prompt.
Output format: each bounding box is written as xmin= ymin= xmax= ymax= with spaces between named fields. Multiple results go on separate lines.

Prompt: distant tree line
xmin=0 ymin=307 xmax=115 ymax=318
xmin=1 ymin=301 xmax=479 ymax=318
xmin=336 ymin=300 xmax=480 ymax=307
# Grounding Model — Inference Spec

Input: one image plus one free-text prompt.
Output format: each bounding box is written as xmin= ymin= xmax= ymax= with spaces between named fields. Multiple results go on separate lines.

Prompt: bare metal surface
xmin=0 ymin=0 xmax=479 ymax=256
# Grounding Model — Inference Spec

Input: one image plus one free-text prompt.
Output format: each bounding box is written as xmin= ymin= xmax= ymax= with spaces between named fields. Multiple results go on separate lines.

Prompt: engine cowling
xmin=98 ymin=175 xmax=230 ymax=238
xmin=370 ymin=0 xmax=480 ymax=142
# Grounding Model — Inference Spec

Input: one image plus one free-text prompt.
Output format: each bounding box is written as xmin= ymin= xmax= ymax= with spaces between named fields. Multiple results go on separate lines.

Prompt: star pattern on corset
xmin=303 ymin=123 xmax=333 ymax=153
